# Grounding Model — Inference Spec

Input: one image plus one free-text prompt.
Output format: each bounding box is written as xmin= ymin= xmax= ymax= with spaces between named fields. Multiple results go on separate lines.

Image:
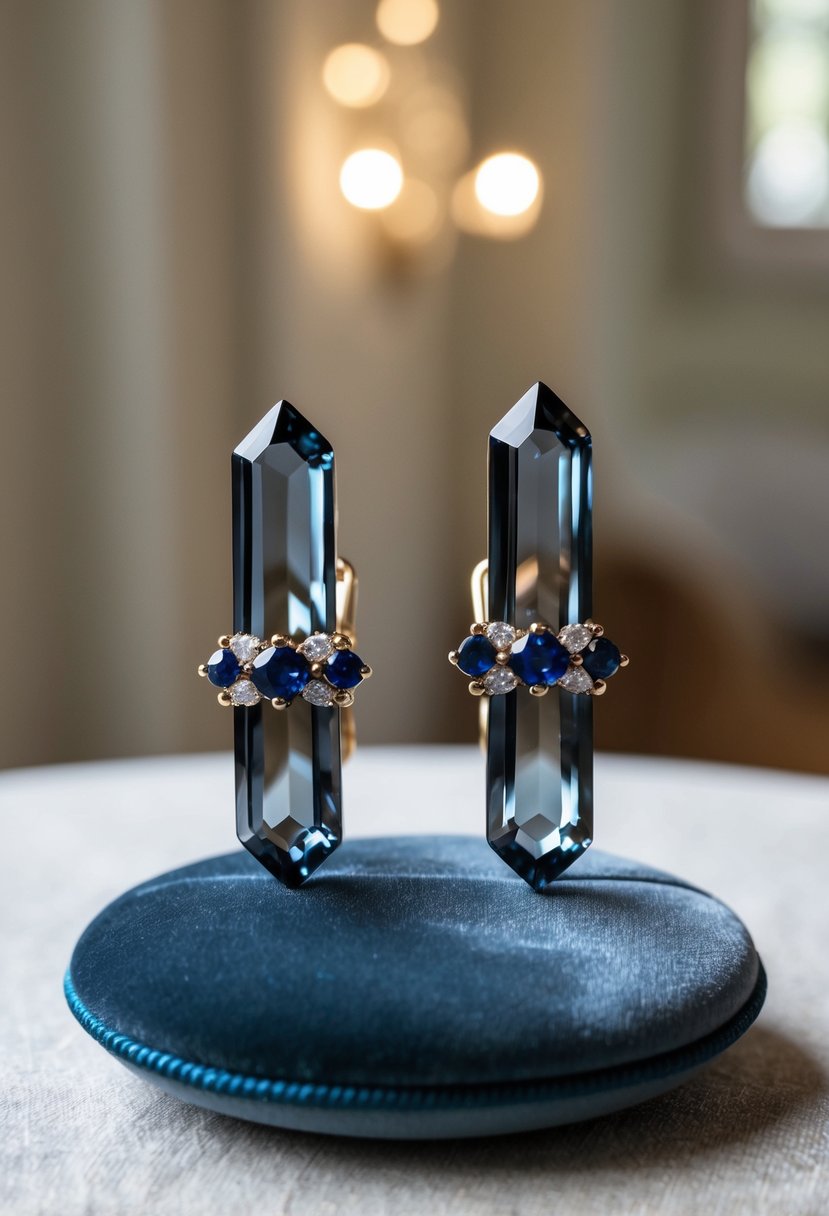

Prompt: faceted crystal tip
xmin=234 ymin=400 xmax=334 ymax=471
xmin=490 ymin=381 xmax=592 ymax=453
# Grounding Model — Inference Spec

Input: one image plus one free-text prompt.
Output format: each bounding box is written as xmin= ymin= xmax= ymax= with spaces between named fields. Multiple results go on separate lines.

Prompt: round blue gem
xmin=250 ymin=646 xmax=310 ymax=701
xmin=456 ymin=635 xmax=497 ymax=677
xmin=508 ymin=631 xmax=569 ymax=686
xmin=206 ymin=648 xmax=241 ymax=688
xmin=326 ymin=649 xmax=365 ymax=689
xmin=581 ymin=637 xmax=622 ymax=681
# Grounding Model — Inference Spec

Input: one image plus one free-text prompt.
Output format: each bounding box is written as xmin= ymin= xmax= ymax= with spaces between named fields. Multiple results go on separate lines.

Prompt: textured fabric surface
xmin=68 ymin=839 xmax=759 ymax=1089
xmin=2 ymin=749 xmax=828 ymax=1214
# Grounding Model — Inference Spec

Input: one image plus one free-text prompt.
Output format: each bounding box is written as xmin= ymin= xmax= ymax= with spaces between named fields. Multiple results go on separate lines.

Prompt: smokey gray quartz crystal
xmin=232 ymin=402 xmax=341 ymax=887
xmin=486 ymin=382 xmax=593 ymax=890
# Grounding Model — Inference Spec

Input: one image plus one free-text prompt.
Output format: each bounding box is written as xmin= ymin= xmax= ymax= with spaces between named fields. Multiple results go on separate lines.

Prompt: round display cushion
xmin=65 ymin=836 xmax=765 ymax=1139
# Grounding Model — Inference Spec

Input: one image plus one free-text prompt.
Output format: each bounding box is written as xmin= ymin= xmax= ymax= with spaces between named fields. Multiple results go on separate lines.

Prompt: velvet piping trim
xmin=64 ymin=963 xmax=766 ymax=1112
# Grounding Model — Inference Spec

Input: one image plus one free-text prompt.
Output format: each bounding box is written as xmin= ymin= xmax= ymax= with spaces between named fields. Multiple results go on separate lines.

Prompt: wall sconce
xmin=322 ymin=1 xmax=544 ymax=254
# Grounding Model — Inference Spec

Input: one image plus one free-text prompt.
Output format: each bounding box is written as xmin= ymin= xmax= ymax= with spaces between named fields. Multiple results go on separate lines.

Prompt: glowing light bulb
xmin=474 ymin=153 xmax=540 ymax=217
xmin=340 ymin=149 xmax=404 ymax=210
xmin=376 ymin=0 xmax=439 ymax=46
xmin=322 ymin=44 xmax=390 ymax=108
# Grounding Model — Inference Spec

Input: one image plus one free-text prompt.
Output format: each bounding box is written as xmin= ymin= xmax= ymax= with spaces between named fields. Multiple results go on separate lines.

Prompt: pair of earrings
xmin=199 ymin=382 xmax=627 ymax=892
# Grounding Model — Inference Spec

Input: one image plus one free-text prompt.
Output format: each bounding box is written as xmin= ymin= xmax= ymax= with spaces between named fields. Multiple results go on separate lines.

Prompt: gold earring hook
xmin=337 ymin=557 xmax=359 ymax=762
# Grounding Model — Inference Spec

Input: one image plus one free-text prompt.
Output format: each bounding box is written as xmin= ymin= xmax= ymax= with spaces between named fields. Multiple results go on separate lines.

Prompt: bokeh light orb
xmin=747 ymin=121 xmax=829 ymax=226
xmin=376 ymin=0 xmax=439 ymax=46
xmin=322 ymin=44 xmax=391 ymax=109
xmin=340 ymin=149 xmax=404 ymax=210
xmin=474 ymin=153 xmax=541 ymax=217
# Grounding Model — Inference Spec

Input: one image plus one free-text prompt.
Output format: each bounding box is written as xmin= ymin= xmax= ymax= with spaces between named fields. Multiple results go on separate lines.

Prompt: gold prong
xmin=470 ymin=622 xmax=486 ymax=636
xmin=218 ymin=635 xmax=231 ymax=649
xmin=360 ymin=665 xmax=372 ymax=678
xmin=591 ymin=679 xmax=607 ymax=696
xmin=529 ymin=622 xmax=545 ymax=634
xmin=620 ymin=654 xmax=630 ymax=667
xmin=571 ymin=653 xmax=584 ymax=667
xmin=217 ymin=690 xmax=232 ymax=707
xmin=271 ymin=697 xmax=289 ymax=710
xmin=468 ymin=681 xmax=486 ymax=697
xmin=198 ymin=664 xmax=209 ymax=678
xmin=334 ymin=690 xmax=354 ymax=708
xmin=310 ymin=662 xmax=323 ymax=677
xmin=332 ymin=632 xmax=352 ymax=650
xmin=590 ymin=623 xmax=604 ymax=637
xmin=529 ymin=684 xmax=548 ymax=697
xmin=448 ymin=651 xmax=460 ymax=665
xmin=495 ymin=651 xmax=510 ymax=665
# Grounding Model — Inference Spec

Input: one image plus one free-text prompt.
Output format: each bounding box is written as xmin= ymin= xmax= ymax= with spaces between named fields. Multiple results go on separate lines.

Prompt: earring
xmin=198 ymin=401 xmax=371 ymax=888
xmin=448 ymin=382 xmax=628 ymax=891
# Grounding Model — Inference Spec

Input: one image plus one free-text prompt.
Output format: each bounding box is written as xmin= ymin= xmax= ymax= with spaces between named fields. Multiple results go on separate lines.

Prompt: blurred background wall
xmin=1 ymin=0 xmax=827 ymax=771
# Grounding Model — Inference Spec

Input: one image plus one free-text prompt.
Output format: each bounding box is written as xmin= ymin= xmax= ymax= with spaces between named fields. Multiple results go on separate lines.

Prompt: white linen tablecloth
xmin=1 ymin=747 xmax=827 ymax=1215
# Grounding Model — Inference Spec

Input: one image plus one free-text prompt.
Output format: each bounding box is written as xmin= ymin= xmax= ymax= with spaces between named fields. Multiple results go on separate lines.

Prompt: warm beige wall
xmin=0 ymin=0 xmax=467 ymax=765
xmin=2 ymin=0 xmax=827 ymax=769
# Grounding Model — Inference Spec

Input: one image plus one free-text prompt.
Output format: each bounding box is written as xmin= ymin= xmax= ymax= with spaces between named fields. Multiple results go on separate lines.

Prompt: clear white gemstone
xmin=229 ymin=678 xmax=261 ymax=706
xmin=229 ymin=632 xmax=261 ymax=663
xmin=302 ymin=679 xmax=336 ymax=707
xmin=484 ymin=666 xmax=519 ymax=696
xmin=486 ymin=621 xmax=516 ymax=649
xmin=558 ymin=624 xmax=593 ymax=654
xmin=557 ymin=665 xmax=594 ymax=694
xmin=298 ymin=632 xmax=334 ymax=661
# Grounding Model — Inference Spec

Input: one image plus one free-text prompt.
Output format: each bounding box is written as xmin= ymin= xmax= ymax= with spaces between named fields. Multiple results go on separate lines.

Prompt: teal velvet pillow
xmin=66 ymin=837 xmax=765 ymax=1139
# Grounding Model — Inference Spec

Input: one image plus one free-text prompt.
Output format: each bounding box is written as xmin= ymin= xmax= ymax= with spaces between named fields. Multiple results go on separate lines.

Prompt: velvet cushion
xmin=66 ymin=837 xmax=765 ymax=1139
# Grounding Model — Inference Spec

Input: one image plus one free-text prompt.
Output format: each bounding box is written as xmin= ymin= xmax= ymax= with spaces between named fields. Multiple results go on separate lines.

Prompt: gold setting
xmin=449 ymin=615 xmax=628 ymax=700
xmin=198 ymin=558 xmax=369 ymax=769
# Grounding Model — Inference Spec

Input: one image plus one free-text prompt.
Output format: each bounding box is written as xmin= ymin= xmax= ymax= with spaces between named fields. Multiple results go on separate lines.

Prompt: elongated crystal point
xmin=487 ymin=382 xmax=593 ymax=890
xmin=232 ymin=402 xmax=341 ymax=887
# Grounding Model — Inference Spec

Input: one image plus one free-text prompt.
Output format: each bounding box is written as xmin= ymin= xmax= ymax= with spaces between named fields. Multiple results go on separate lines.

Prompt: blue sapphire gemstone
xmin=508 ymin=630 xmax=570 ymax=686
xmin=250 ymin=646 xmax=311 ymax=702
xmin=206 ymin=648 xmax=241 ymax=688
xmin=456 ymin=635 xmax=497 ymax=677
xmin=326 ymin=649 xmax=365 ymax=689
xmin=582 ymin=637 xmax=622 ymax=680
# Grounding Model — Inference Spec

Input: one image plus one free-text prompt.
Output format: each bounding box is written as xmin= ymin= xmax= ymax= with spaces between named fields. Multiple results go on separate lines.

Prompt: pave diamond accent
xmin=558 ymin=624 xmax=594 ymax=654
xmin=486 ymin=621 xmax=517 ymax=649
xmin=557 ymin=665 xmax=594 ymax=694
xmin=302 ymin=679 xmax=336 ymax=707
xmin=229 ymin=678 xmax=261 ymax=706
xmin=483 ymin=666 xmax=519 ymax=695
xmin=487 ymin=382 xmax=593 ymax=890
xmin=233 ymin=401 xmax=342 ymax=888
xmin=298 ymin=632 xmax=334 ymax=661
xmin=229 ymin=632 xmax=261 ymax=663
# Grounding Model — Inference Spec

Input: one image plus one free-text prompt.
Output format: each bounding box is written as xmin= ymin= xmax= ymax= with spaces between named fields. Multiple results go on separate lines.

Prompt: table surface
xmin=1 ymin=747 xmax=827 ymax=1216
